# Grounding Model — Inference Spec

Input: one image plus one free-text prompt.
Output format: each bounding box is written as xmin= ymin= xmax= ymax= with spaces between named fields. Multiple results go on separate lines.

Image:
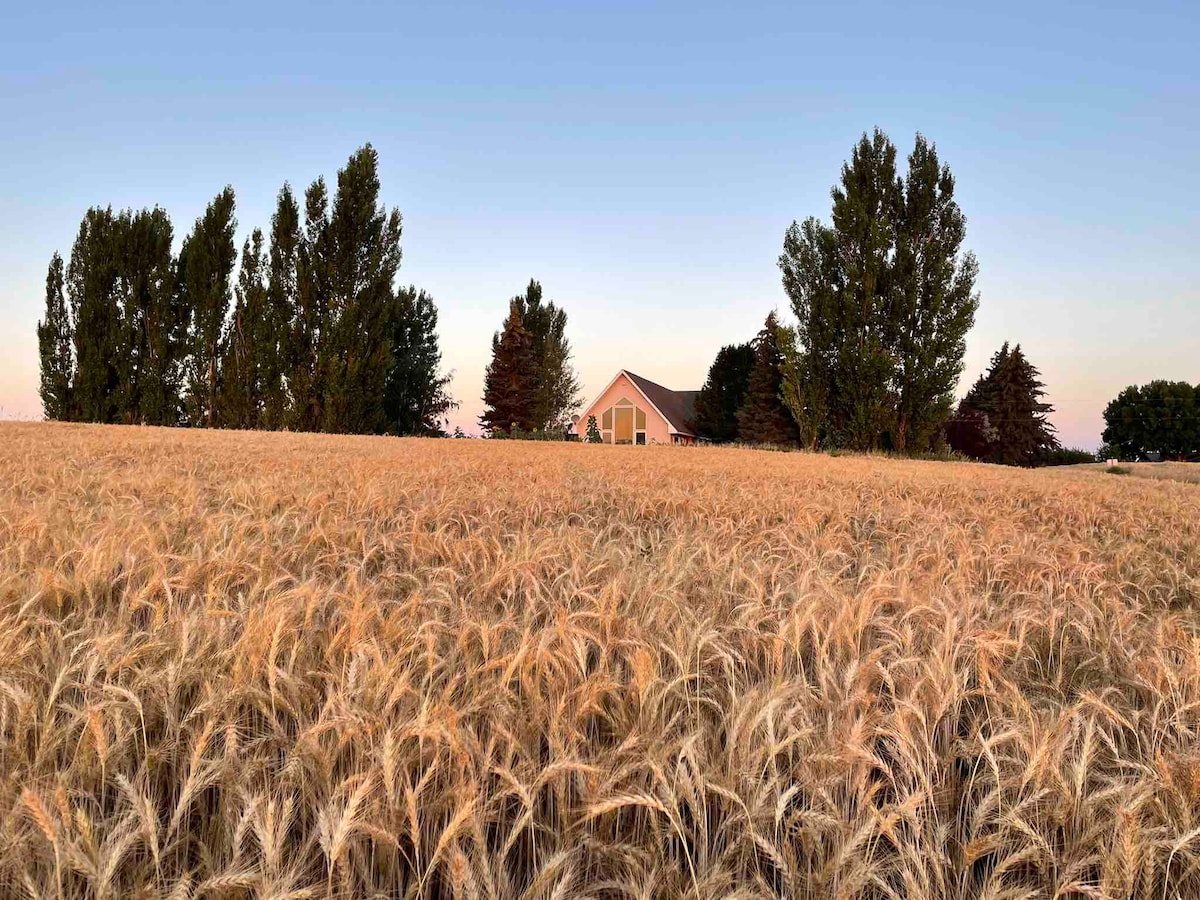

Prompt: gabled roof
xmin=623 ymin=371 xmax=698 ymax=437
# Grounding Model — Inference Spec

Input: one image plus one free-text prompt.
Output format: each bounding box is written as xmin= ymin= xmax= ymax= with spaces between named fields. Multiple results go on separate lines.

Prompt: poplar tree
xmin=114 ymin=207 xmax=178 ymax=424
xmin=290 ymin=178 xmax=331 ymax=432
xmin=889 ymin=135 xmax=979 ymax=452
xmin=218 ymin=229 xmax=267 ymax=428
xmin=261 ymin=185 xmax=299 ymax=430
xmin=692 ymin=341 xmax=754 ymax=443
xmin=736 ymin=312 xmax=800 ymax=446
xmin=780 ymin=128 xmax=978 ymax=452
xmin=181 ymin=187 xmax=237 ymax=426
xmin=320 ymin=145 xmax=403 ymax=434
xmin=384 ymin=286 xmax=455 ymax=435
xmin=480 ymin=300 xmax=538 ymax=434
xmin=68 ymin=207 xmax=122 ymax=423
xmin=37 ymin=252 xmax=73 ymax=420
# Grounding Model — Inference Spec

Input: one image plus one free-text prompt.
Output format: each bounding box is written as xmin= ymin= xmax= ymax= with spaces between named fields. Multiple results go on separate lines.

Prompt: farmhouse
xmin=572 ymin=370 xmax=700 ymax=445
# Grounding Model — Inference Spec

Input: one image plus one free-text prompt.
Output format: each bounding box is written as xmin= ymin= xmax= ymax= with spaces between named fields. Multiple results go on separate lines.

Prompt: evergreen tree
xmin=320 ymin=144 xmax=403 ymax=434
xmin=290 ymin=177 xmax=331 ymax=432
xmin=37 ymin=252 xmax=73 ymax=420
xmin=480 ymin=300 xmax=538 ymax=434
xmin=67 ymin=207 xmax=123 ymax=423
xmin=384 ymin=286 xmax=455 ymax=436
xmin=261 ymin=184 xmax=299 ymax=430
xmin=780 ymin=128 xmax=978 ymax=452
xmin=889 ymin=135 xmax=979 ymax=452
xmin=951 ymin=343 xmax=1058 ymax=465
xmin=218 ymin=230 xmax=267 ymax=429
xmin=585 ymin=415 xmax=602 ymax=443
xmin=509 ymin=280 xmax=581 ymax=430
xmin=181 ymin=187 xmax=237 ymax=426
xmin=736 ymin=312 xmax=800 ymax=446
xmin=114 ymin=207 xmax=179 ymax=424
xmin=691 ymin=341 xmax=754 ymax=443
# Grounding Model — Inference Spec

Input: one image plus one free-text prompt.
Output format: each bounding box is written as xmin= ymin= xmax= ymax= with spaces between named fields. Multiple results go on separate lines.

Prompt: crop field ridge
xmin=1 ymin=422 xmax=1199 ymax=898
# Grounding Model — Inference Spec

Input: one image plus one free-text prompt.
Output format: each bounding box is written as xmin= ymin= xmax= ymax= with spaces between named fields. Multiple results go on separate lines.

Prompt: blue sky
xmin=2 ymin=1 xmax=1197 ymax=447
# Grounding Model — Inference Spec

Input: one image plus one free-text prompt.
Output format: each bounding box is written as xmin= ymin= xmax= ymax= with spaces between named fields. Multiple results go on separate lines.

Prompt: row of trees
xmin=479 ymin=281 xmax=581 ymax=434
xmin=1102 ymin=381 xmax=1200 ymax=460
xmin=37 ymin=145 xmax=454 ymax=435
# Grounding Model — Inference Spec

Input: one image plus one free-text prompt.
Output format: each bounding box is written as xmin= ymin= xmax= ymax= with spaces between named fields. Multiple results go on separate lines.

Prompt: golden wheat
xmin=1 ymin=421 xmax=1198 ymax=899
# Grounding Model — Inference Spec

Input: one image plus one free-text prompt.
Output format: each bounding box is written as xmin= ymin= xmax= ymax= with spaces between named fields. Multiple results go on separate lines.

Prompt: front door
xmin=614 ymin=407 xmax=634 ymax=443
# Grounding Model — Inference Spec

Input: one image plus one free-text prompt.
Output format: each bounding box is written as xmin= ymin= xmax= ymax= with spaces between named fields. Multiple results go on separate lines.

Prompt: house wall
xmin=577 ymin=372 xmax=673 ymax=444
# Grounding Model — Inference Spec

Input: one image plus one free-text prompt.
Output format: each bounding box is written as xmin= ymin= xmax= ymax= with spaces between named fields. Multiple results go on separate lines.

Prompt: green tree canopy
xmin=1102 ymin=381 xmax=1199 ymax=461
xmin=480 ymin=300 xmax=539 ymax=434
xmin=736 ymin=312 xmax=800 ymax=447
xmin=780 ymin=128 xmax=978 ymax=452
xmin=37 ymin=253 xmax=73 ymax=421
xmin=384 ymin=287 xmax=455 ymax=436
xmin=691 ymin=342 xmax=754 ymax=443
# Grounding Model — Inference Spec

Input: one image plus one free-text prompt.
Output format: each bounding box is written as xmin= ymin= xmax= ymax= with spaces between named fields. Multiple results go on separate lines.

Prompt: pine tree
xmin=736 ymin=312 xmax=800 ymax=447
xmin=585 ymin=415 xmax=602 ymax=443
xmin=182 ymin=187 xmax=237 ymax=426
xmin=889 ymin=135 xmax=979 ymax=452
xmin=509 ymin=280 xmax=581 ymax=430
xmin=952 ymin=343 xmax=1058 ymax=466
xmin=261 ymin=184 xmax=299 ymax=430
xmin=67 ymin=207 xmax=123 ymax=423
xmin=384 ymin=286 xmax=455 ymax=436
xmin=320 ymin=145 xmax=403 ymax=434
xmin=37 ymin=252 xmax=73 ymax=420
xmin=218 ymin=230 xmax=267 ymax=429
xmin=480 ymin=300 xmax=538 ymax=434
xmin=691 ymin=342 xmax=754 ymax=443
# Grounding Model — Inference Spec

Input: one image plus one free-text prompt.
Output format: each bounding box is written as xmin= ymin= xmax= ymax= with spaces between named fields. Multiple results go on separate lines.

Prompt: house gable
xmin=575 ymin=370 xmax=698 ymax=445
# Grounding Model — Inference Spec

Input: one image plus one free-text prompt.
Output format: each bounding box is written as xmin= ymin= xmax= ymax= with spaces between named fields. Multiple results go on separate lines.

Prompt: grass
xmin=2 ymin=421 xmax=1199 ymax=899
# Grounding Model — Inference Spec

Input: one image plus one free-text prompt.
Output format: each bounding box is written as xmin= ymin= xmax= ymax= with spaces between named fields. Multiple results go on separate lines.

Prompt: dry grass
xmin=1084 ymin=462 xmax=1200 ymax=486
xmin=2 ymin=422 xmax=1199 ymax=899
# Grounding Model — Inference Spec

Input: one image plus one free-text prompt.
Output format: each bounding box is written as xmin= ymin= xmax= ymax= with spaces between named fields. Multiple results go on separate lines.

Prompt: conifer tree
xmin=68 ymin=207 xmax=123 ymax=423
xmin=585 ymin=415 xmax=602 ymax=443
xmin=509 ymin=280 xmax=581 ymax=430
xmin=736 ymin=312 xmax=800 ymax=447
xmin=384 ymin=286 xmax=455 ymax=436
xmin=37 ymin=252 xmax=73 ymax=421
xmin=181 ymin=187 xmax=237 ymax=426
xmin=692 ymin=341 xmax=754 ymax=443
xmin=480 ymin=300 xmax=538 ymax=434
xmin=951 ymin=342 xmax=1058 ymax=465
xmin=261 ymin=184 xmax=299 ymax=430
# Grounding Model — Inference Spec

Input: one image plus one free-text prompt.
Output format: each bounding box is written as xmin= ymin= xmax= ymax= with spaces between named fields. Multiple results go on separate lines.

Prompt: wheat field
xmin=2 ymin=422 xmax=1199 ymax=899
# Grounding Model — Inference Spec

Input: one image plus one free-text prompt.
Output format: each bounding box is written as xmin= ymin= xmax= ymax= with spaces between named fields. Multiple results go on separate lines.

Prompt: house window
xmin=594 ymin=396 xmax=649 ymax=445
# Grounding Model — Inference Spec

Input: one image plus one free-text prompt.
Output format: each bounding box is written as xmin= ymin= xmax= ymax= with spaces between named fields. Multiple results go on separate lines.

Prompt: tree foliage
xmin=1102 ymin=381 xmax=1199 ymax=461
xmin=37 ymin=253 xmax=73 ymax=421
xmin=480 ymin=300 xmax=538 ymax=434
xmin=780 ymin=129 xmax=978 ymax=452
xmin=736 ymin=312 xmax=800 ymax=447
xmin=385 ymin=287 xmax=456 ymax=436
xmin=949 ymin=343 xmax=1059 ymax=466
xmin=691 ymin=342 xmax=754 ymax=443
xmin=36 ymin=145 xmax=455 ymax=437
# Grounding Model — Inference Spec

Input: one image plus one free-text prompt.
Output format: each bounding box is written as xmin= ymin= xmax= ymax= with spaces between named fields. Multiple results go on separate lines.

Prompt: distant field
xmin=2 ymin=423 xmax=1199 ymax=899
xmin=1082 ymin=460 xmax=1200 ymax=485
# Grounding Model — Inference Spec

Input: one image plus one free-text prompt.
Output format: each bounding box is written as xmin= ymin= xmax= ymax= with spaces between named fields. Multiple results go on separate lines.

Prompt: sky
xmin=1 ymin=1 xmax=1197 ymax=448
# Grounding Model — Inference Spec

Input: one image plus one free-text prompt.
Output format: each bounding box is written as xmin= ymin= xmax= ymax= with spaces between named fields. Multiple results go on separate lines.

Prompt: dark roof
xmin=624 ymin=371 xmax=699 ymax=436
